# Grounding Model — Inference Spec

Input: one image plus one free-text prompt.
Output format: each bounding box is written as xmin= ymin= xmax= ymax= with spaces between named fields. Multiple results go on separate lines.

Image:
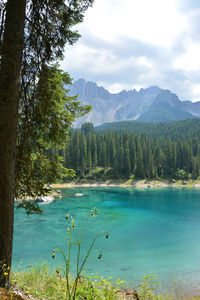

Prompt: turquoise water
xmin=13 ymin=187 xmax=200 ymax=294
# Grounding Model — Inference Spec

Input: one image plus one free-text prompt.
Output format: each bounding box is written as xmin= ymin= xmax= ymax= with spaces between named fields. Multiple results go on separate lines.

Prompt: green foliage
xmin=137 ymin=275 xmax=176 ymax=300
xmin=62 ymin=124 xmax=200 ymax=180
xmin=137 ymin=275 xmax=161 ymax=299
xmin=11 ymin=267 xmax=183 ymax=300
xmin=12 ymin=0 xmax=93 ymax=205
xmin=81 ymin=122 xmax=94 ymax=135
xmin=16 ymin=66 xmax=91 ymax=207
xmin=11 ymin=264 xmax=127 ymax=300
xmin=96 ymin=118 xmax=200 ymax=141
xmin=52 ymin=209 xmax=109 ymax=299
xmin=12 ymin=264 xmax=66 ymax=300
xmin=175 ymin=169 xmax=188 ymax=180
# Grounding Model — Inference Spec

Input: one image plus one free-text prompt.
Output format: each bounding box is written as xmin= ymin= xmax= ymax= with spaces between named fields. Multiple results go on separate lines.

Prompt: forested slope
xmin=61 ymin=120 xmax=200 ymax=180
xmin=96 ymin=118 xmax=200 ymax=140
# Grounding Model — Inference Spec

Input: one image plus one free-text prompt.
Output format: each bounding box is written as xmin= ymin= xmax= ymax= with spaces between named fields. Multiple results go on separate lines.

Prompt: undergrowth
xmin=11 ymin=264 xmax=125 ymax=300
xmin=10 ymin=265 xmax=183 ymax=299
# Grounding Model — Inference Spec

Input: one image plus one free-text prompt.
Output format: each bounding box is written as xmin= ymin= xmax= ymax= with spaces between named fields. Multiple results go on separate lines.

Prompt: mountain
xmin=69 ymin=79 xmax=200 ymax=127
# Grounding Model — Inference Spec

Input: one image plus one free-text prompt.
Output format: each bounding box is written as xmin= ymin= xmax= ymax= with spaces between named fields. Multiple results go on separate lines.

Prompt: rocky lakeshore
xmin=52 ymin=179 xmax=200 ymax=190
xmin=15 ymin=188 xmax=62 ymax=204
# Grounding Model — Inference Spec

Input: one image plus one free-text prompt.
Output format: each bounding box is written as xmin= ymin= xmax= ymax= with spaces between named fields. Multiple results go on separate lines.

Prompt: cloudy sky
xmin=61 ymin=0 xmax=200 ymax=101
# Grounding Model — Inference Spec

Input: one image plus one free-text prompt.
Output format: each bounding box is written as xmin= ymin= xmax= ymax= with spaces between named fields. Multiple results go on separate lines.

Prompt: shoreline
xmin=52 ymin=179 xmax=200 ymax=190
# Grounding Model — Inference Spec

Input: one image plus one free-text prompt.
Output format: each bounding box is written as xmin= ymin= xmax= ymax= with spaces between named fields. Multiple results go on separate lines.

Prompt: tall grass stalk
xmin=52 ymin=208 xmax=109 ymax=300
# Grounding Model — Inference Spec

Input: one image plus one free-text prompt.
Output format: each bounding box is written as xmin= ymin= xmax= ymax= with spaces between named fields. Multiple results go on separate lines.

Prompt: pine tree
xmin=135 ymin=144 xmax=144 ymax=178
xmin=0 ymin=0 xmax=94 ymax=286
xmin=0 ymin=0 xmax=26 ymax=286
xmin=122 ymin=140 xmax=131 ymax=177
xmin=81 ymin=122 xmax=94 ymax=135
xmin=79 ymin=132 xmax=87 ymax=175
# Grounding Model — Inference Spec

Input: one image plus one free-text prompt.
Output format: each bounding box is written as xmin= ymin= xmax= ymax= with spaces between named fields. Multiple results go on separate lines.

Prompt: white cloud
xmin=61 ymin=0 xmax=200 ymax=101
xmin=193 ymin=85 xmax=200 ymax=99
xmin=136 ymin=56 xmax=153 ymax=68
xmin=81 ymin=0 xmax=186 ymax=47
xmin=174 ymin=44 xmax=200 ymax=71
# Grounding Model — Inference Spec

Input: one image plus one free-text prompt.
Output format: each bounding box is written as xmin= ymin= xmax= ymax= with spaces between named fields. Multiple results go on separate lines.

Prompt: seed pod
xmin=98 ymin=253 xmax=102 ymax=259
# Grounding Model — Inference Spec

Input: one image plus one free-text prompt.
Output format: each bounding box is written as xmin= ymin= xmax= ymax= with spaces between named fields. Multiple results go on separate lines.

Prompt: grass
xmin=11 ymin=264 xmax=127 ymax=300
xmin=10 ymin=264 xmax=192 ymax=300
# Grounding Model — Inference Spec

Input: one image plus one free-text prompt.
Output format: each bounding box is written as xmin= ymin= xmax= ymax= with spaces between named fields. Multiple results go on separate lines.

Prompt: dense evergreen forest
xmin=96 ymin=118 xmax=200 ymax=140
xmin=60 ymin=119 xmax=200 ymax=180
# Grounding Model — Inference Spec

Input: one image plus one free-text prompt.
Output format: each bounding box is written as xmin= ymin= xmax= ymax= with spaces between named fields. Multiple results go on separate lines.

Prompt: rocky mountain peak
xmin=69 ymin=79 xmax=200 ymax=127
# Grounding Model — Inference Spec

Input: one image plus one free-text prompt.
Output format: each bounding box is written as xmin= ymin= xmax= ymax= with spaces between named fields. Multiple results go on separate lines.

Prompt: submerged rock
xmin=36 ymin=196 xmax=54 ymax=203
xmin=75 ymin=193 xmax=84 ymax=197
xmin=55 ymin=189 xmax=62 ymax=198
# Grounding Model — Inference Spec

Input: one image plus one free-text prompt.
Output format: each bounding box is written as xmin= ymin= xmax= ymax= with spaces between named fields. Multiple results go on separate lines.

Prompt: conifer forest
xmin=61 ymin=120 xmax=200 ymax=180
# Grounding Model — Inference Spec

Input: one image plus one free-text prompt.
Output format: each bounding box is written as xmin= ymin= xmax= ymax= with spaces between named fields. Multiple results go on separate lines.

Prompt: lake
xmin=13 ymin=187 xmax=200 ymax=295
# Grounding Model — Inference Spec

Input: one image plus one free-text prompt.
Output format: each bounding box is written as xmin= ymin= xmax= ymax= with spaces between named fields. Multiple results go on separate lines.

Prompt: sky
xmin=61 ymin=0 xmax=200 ymax=101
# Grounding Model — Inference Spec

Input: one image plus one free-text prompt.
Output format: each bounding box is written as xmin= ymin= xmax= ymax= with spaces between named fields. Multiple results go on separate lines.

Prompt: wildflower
xmin=7 ymin=266 xmax=10 ymax=270
xmin=106 ymin=233 xmax=109 ymax=239
xmin=98 ymin=252 xmax=102 ymax=259
xmin=94 ymin=208 xmax=98 ymax=213
xmin=91 ymin=212 xmax=95 ymax=218
xmin=4 ymin=272 xmax=8 ymax=276
xmin=72 ymin=220 xmax=75 ymax=229
xmin=65 ymin=214 xmax=69 ymax=220
xmin=52 ymin=253 xmax=55 ymax=259
xmin=67 ymin=227 xmax=70 ymax=232
xmin=3 ymin=264 xmax=6 ymax=267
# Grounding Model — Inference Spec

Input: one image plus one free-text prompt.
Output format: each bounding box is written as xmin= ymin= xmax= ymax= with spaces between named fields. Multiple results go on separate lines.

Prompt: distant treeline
xmin=96 ymin=118 xmax=200 ymax=141
xmin=61 ymin=120 xmax=200 ymax=179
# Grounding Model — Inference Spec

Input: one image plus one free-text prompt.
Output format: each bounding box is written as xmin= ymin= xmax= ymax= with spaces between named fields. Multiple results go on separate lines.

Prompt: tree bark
xmin=0 ymin=0 xmax=26 ymax=287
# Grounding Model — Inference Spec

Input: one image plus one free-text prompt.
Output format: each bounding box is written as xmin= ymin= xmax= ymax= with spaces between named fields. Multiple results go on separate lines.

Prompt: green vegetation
xmin=11 ymin=265 xmax=123 ymax=300
xmin=16 ymin=66 xmax=91 ymax=212
xmin=13 ymin=267 xmax=124 ymax=300
xmin=96 ymin=118 xmax=200 ymax=141
xmin=52 ymin=209 xmax=109 ymax=299
xmin=10 ymin=266 xmax=186 ymax=299
xmin=61 ymin=121 xmax=200 ymax=181
xmin=136 ymin=275 xmax=176 ymax=300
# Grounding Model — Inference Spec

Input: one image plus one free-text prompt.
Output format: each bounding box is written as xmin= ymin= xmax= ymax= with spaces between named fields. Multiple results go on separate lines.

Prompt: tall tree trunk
xmin=0 ymin=0 xmax=26 ymax=287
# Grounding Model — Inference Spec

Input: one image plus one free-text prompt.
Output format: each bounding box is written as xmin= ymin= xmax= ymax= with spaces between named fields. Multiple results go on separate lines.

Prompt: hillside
xmin=95 ymin=118 xmax=200 ymax=141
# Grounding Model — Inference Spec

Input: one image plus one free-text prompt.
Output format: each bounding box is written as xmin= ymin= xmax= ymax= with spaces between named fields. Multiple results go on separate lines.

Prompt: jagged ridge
xmin=68 ymin=79 xmax=200 ymax=127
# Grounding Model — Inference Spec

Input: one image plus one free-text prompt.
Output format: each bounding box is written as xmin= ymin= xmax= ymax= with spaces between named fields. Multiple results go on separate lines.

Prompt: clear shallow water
xmin=13 ymin=187 xmax=200 ymax=294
